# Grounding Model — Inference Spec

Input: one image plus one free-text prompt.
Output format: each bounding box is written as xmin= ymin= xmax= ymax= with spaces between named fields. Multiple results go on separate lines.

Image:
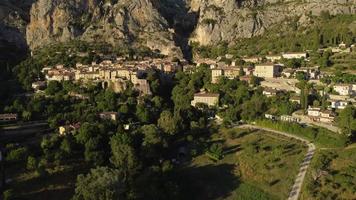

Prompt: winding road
xmin=238 ymin=124 xmax=316 ymax=200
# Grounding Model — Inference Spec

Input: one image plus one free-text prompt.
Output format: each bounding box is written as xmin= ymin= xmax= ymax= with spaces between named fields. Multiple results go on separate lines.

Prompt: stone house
xmin=265 ymin=55 xmax=282 ymax=62
xmin=0 ymin=113 xmax=18 ymax=121
xmin=280 ymin=115 xmax=301 ymax=123
xmin=191 ymin=92 xmax=220 ymax=107
xmin=211 ymin=67 xmax=240 ymax=83
xmin=254 ymin=64 xmax=281 ymax=78
xmin=333 ymin=84 xmax=353 ymax=96
xmin=282 ymin=52 xmax=308 ymax=59
xmin=99 ymin=112 xmax=119 ymax=121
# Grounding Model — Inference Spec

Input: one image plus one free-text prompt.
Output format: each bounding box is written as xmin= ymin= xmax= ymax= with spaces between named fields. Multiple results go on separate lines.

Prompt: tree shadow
xmin=8 ymin=161 xmax=89 ymax=200
xmin=223 ymin=144 xmax=242 ymax=155
xmin=176 ymin=164 xmax=239 ymax=200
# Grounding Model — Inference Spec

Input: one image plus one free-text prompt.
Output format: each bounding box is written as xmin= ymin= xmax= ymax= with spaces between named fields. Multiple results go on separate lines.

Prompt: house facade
xmin=211 ymin=67 xmax=240 ymax=84
xmin=254 ymin=64 xmax=281 ymax=78
xmin=265 ymin=55 xmax=282 ymax=62
xmin=307 ymin=107 xmax=335 ymax=123
xmin=280 ymin=115 xmax=301 ymax=123
xmin=99 ymin=112 xmax=119 ymax=121
xmin=0 ymin=113 xmax=18 ymax=121
xmin=191 ymin=92 xmax=220 ymax=107
xmin=333 ymin=84 xmax=353 ymax=96
xmin=282 ymin=52 xmax=308 ymax=59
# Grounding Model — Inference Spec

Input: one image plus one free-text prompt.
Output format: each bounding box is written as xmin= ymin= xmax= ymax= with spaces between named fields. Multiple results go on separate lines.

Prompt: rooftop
xmin=194 ymin=92 xmax=220 ymax=98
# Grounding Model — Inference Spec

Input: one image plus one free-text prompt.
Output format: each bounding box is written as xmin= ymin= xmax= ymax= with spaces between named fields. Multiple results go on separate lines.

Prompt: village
xmin=192 ymin=42 xmax=355 ymax=133
xmin=2 ymin=42 xmax=355 ymax=135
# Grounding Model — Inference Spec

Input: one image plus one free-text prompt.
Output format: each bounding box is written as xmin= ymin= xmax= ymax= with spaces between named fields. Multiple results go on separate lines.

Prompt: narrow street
xmin=238 ymin=124 xmax=316 ymax=200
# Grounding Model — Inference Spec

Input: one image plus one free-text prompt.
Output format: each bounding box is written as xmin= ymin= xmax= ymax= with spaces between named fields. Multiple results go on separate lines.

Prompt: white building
xmin=265 ymin=55 xmax=282 ymax=62
xmin=307 ymin=107 xmax=321 ymax=117
xmin=333 ymin=84 xmax=353 ymax=96
xmin=319 ymin=110 xmax=335 ymax=123
xmin=307 ymin=107 xmax=335 ymax=123
xmin=242 ymin=57 xmax=261 ymax=63
xmin=254 ymin=64 xmax=281 ymax=78
xmin=99 ymin=112 xmax=118 ymax=121
xmin=282 ymin=52 xmax=308 ymax=59
xmin=191 ymin=92 xmax=220 ymax=107
xmin=32 ymin=81 xmax=47 ymax=90
xmin=262 ymin=87 xmax=278 ymax=97
xmin=330 ymin=100 xmax=349 ymax=110
xmin=280 ymin=115 xmax=301 ymax=123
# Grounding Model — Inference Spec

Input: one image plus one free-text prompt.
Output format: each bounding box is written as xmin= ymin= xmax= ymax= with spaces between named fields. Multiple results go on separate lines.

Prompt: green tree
xmin=60 ymin=137 xmax=74 ymax=157
xmin=45 ymin=81 xmax=62 ymax=95
xmin=26 ymin=156 xmax=38 ymax=171
xmin=140 ymin=125 xmax=163 ymax=159
xmin=206 ymin=143 xmax=224 ymax=161
xmin=22 ymin=110 xmax=32 ymax=121
xmin=73 ymin=167 xmax=125 ymax=200
xmin=84 ymin=136 xmax=105 ymax=166
xmin=158 ymin=110 xmax=179 ymax=135
xmin=3 ymin=189 xmax=15 ymax=200
xmin=110 ymin=135 xmax=139 ymax=180
xmin=136 ymin=104 xmax=150 ymax=123
xmin=6 ymin=147 xmax=28 ymax=162
xmin=249 ymin=76 xmax=260 ymax=86
xmin=141 ymin=125 xmax=162 ymax=147
xmin=318 ymin=50 xmax=332 ymax=67
xmin=337 ymin=106 xmax=356 ymax=137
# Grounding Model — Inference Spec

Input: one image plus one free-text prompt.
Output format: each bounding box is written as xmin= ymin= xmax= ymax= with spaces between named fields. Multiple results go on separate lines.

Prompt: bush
xmin=6 ymin=147 xmax=28 ymax=162
xmin=3 ymin=189 xmax=15 ymax=200
xmin=206 ymin=143 xmax=224 ymax=161
xmin=26 ymin=156 xmax=38 ymax=171
xmin=35 ymin=166 xmax=48 ymax=178
xmin=255 ymin=120 xmax=348 ymax=148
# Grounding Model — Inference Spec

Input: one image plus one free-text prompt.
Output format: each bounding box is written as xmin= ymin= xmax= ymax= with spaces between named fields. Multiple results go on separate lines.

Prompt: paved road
xmin=292 ymin=113 xmax=341 ymax=133
xmin=0 ymin=120 xmax=48 ymax=130
xmin=238 ymin=124 xmax=316 ymax=200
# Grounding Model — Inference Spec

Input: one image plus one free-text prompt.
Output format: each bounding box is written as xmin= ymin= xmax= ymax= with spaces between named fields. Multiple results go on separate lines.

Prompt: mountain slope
xmin=0 ymin=0 xmax=355 ymax=61
xmin=0 ymin=0 xmax=33 ymax=62
xmin=189 ymin=0 xmax=356 ymax=45
xmin=26 ymin=0 xmax=183 ymax=57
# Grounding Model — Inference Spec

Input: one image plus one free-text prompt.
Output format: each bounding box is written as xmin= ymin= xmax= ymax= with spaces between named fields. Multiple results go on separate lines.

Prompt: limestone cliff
xmin=1 ymin=0 xmax=356 ymax=60
xmin=0 ymin=0 xmax=33 ymax=61
xmin=26 ymin=0 xmax=183 ymax=57
xmin=189 ymin=0 xmax=356 ymax=45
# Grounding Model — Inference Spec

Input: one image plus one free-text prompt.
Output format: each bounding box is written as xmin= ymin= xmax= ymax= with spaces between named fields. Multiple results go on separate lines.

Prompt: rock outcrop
xmin=0 ymin=0 xmax=33 ymax=61
xmin=1 ymin=0 xmax=355 ymax=61
xmin=26 ymin=0 xmax=183 ymax=57
xmin=189 ymin=0 xmax=356 ymax=45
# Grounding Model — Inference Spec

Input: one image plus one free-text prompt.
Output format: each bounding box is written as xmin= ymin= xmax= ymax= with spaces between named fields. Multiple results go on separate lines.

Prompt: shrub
xmin=26 ymin=156 xmax=38 ymax=171
xmin=6 ymin=147 xmax=28 ymax=162
xmin=3 ymin=189 xmax=15 ymax=200
xmin=206 ymin=143 xmax=224 ymax=161
xmin=255 ymin=120 xmax=348 ymax=148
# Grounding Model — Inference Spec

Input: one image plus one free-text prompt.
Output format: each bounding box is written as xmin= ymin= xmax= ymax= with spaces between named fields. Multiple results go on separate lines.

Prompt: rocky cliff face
xmin=189 ymin=0 xmax=356 ymax=46
xmin=1 ymin=0 xmax=355 ymax=60
xmin=26 ymin=0 xmax=183 ymax=57
xmin=0 ymin=0 xmax=33 ymax=61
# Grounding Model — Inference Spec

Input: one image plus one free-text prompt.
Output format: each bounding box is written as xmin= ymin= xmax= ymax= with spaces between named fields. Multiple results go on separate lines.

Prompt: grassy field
xmin=300 ymin=146 xmax=356 ymax=200
xmin=176 ymin=128 xmax=307 ymax=200
xmin=4 ymin=159 xmax=88 ymax=200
